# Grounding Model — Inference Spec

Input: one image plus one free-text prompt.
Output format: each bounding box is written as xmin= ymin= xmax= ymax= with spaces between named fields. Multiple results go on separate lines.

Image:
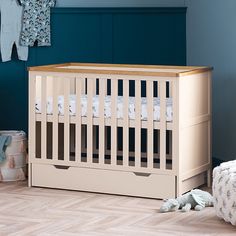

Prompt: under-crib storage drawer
xmin=31 ymin=164 xmax=176 ymax=199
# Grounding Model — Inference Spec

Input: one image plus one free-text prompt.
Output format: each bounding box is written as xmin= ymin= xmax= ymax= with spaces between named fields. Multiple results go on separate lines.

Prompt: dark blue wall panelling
xmin=0 ymin=7 xmax=186 ymax=133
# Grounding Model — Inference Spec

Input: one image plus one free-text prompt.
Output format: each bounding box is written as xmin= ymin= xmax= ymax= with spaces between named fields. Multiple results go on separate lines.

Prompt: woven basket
xmin=0 ymin=131 xmax=27 ymax=182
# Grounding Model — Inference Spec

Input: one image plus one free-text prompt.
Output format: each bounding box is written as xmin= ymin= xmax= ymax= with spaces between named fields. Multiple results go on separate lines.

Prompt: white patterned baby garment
xmin=19 ymin=0 xmax=56 ymax=46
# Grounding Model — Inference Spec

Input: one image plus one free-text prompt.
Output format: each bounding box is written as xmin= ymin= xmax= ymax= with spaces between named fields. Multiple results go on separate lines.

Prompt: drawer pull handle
xmin=54 ymin=165 xmax=70 ymax=170
xmin=133 ymin=172 xmax=151 ymax=177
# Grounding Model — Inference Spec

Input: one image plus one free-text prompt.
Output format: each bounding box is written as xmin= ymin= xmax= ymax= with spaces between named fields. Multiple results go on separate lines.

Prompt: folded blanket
xmin=0 ymin=136 xmax=12 ymax=163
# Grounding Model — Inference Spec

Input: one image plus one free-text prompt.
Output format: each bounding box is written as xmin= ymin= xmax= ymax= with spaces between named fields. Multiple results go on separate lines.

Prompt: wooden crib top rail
xmin=28 ymin=63 xmax=213 ymax=77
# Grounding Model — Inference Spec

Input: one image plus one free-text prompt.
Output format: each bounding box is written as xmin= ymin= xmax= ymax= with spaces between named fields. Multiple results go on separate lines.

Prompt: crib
xmin=28 ymin=63 xmax=212 ymax=199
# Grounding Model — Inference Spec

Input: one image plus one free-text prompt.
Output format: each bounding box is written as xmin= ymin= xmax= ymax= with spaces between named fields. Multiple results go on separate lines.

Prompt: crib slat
xmin=123 ymin=79 xmax=129 ymax=166
xmin=80 ymin=78 xmax=86 ymax=155
xmin=135 ymin=80 xmax=141 ymax=168
xmin=41 ymin=76 xmax=47 ymax=160
xmin=52 ymin=76 xmax=59 ymax=161
xmin=104 ymin=80 xmax=109 ymax=156
xmin=75 ymin=77 xmax=82 ymax=163
xmin=147 ymin=80 xmax=154 ymax=169
xmin=99 ymin=79 xmax=105 ymax=164
xmin=160 ymin=80 xmax=166 ymax=170
xmin=111 ymin=79 xmax=118 ymax=166
xmin=64 ymin=76 xmax=70 ymax=162
xmin=87 ymin=78 xmax=93 ymax=164
xmin=93 ymin=79 xmax=97 ymax=155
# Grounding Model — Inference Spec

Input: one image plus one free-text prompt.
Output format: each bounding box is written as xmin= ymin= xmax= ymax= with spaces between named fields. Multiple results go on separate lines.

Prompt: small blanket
xmin=0 ymin=136 xmax=12 ymax=162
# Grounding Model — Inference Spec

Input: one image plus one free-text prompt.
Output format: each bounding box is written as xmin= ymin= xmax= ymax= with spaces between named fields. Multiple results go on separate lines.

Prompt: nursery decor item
xmin=0 ymin=131 xmax=27 ymax=182
xmin=19 ymin=0 xmax=56 ymax=47
xmin=213 ymin=160 xmax=236 ymax=226
xmin=0 ymin=0 xmax=28 ymax=62
xmin=159 ymin=189 xmax=214 ymax=212
xmin=28 ymin=63 xmax=212 ymax=199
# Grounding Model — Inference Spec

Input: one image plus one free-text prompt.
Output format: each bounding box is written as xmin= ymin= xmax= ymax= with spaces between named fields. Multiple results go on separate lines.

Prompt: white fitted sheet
xmin=36 ymin=95 xmax=173 ymax=121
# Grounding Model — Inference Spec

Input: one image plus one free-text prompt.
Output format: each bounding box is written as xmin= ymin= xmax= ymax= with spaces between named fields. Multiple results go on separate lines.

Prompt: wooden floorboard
xmin=0 ymin=181 xmax=235 ymax=236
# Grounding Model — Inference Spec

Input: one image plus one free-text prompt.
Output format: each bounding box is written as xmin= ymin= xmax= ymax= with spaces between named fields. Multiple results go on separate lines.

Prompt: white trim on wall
xmin=56 ymin=0 xmax=185 ymax=7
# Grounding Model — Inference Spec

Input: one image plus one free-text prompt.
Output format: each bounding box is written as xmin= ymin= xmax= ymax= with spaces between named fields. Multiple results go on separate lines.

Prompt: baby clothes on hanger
xmin=19 ymin=0 xmax=56 ymax=47
xmin=0 ymin=0 xmax=28 ymax=62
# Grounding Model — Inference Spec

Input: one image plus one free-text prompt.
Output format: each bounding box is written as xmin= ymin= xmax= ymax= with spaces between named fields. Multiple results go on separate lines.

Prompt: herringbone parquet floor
xmin=0 ymin=181 xmax=235 ymax=236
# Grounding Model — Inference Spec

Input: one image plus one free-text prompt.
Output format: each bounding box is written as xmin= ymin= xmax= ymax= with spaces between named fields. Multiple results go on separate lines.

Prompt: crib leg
xmin=28 ymin=163 xmax=32 ymax=187
xmin=207 ymin=169 xmax=212 ymax=187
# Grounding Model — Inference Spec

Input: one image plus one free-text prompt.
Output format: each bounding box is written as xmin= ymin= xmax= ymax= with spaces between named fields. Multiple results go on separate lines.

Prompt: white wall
xmin=56 ymin=0 xmax=185 ymax=7
xmin=186 ymin=0 xmax=236 ymax=161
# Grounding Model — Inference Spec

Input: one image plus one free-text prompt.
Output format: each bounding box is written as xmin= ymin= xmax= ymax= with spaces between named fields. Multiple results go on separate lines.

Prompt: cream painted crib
xmin=28 ymin=63 xmax=212 ymax=199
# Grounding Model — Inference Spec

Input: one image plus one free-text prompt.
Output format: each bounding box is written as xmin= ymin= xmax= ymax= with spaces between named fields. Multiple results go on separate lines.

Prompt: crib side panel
xmin=178 ymin=71 xmax=212 ymax=194
xmin=30 ymin=72 xmax=178 ymax=169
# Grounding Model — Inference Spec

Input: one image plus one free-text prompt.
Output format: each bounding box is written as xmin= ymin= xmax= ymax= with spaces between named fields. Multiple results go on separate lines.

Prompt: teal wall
xmin=185 ymin=0 xmax=236 ymax=162
xmin=0 ymin=7 xmax=187 ymax=134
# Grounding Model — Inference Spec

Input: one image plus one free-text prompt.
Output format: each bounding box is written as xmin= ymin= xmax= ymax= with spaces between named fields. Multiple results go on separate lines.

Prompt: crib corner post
xmin=28 ymin=163 xmax=32 ymax=187
xmin=172 ymin=78 xmax=180 ymax=171
xmin=28 ymin=71 xmax=37 ymax=187
xmin=207 ymin=169 xmax=212 ymax=187
xmin=172 ymin=78 xmax=181 ymax=196
xmin=208 ymin=71 xmax=212 ymax=188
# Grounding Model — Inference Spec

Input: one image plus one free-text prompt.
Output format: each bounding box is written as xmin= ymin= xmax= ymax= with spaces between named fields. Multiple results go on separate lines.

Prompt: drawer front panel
xmin=32 ymin=164 xmax=176 ymax=199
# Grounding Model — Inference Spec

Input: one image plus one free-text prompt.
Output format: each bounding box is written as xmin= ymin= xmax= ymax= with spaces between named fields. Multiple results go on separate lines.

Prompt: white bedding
xmin=36 ymin=95 xmax=173 ymax=121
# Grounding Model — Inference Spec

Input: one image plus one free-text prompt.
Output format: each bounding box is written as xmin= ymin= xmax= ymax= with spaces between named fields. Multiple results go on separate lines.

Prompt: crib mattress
xmin=36 ymin=95 xmax=173 ymax=121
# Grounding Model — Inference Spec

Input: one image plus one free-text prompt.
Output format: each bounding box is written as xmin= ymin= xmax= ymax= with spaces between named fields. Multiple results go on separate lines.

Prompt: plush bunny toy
xmin=160 ymin=189 xmax=214 ymax=213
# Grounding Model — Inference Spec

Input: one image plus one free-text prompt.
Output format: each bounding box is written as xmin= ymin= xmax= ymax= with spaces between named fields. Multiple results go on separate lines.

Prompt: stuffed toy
xmin=160 ymin=189 xmax=214 ymax=213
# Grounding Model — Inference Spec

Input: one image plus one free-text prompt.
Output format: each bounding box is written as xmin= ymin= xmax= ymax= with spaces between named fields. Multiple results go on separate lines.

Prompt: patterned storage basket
xmin=0 ymin=131 xmax=27 ymax=182
xmin=213 ymin=160 xmax=236 ymax=226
